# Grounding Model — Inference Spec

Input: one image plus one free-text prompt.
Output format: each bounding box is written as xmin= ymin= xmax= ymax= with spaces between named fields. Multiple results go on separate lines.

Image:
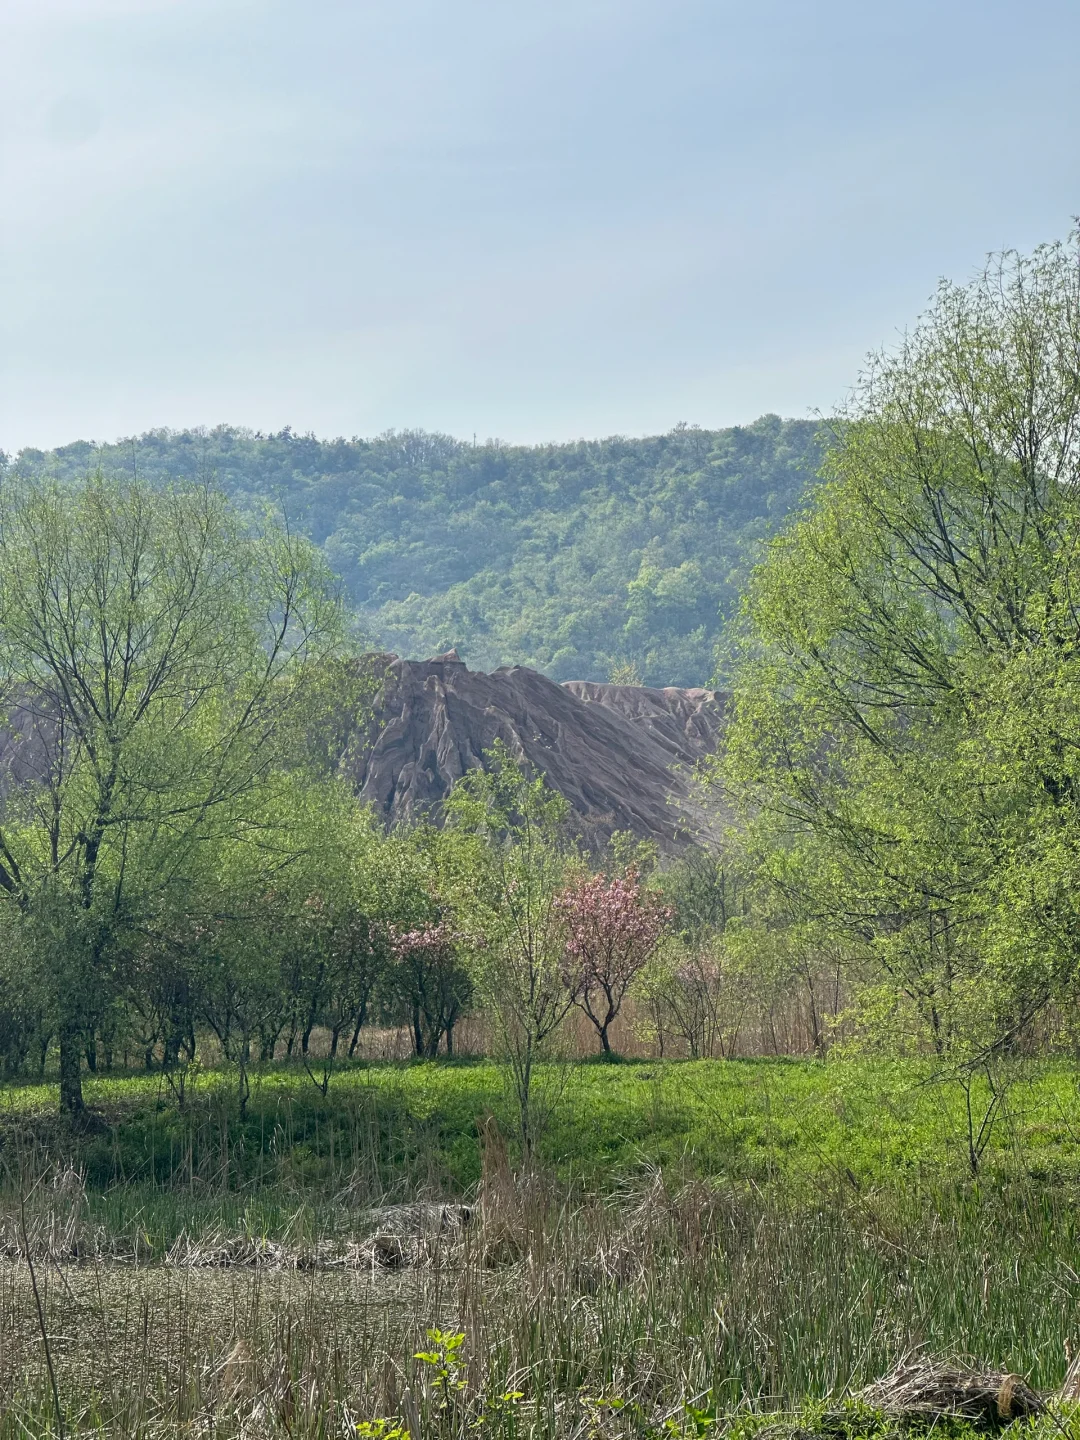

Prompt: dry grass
xmin=861 ymin=1358 xmax=1043 ymax=1426
xmin=0 ymin=1141 xmax=1073 ymax=1437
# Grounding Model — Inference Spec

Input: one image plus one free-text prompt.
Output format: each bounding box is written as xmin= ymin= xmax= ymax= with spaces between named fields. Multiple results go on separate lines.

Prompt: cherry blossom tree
xmin=389 ymin=920 xmax=473 ymax=1058
xmin=557 ymin=869 xmax=672 ymax=1054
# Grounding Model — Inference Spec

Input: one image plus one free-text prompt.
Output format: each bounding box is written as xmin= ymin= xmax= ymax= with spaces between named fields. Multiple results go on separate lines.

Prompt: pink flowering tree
xmin=389 ymin=920 xmax=473 ymax=1058
xmin=556 ymin=870 xmax=672 ymax=1054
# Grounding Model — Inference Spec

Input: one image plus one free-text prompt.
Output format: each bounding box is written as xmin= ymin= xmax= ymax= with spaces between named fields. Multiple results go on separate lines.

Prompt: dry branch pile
xmin=861 ymin=1358 xmax=1043 ymax=1427
xmin=164 ymin=1202 xmax=474 ymax=1271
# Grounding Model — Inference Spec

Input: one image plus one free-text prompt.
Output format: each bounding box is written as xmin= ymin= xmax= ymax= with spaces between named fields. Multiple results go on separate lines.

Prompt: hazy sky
xmin=3 ymin=0 xmax=1079 ymax=453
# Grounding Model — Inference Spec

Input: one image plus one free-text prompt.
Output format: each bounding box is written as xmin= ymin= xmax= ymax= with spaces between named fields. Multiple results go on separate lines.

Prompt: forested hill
xmin=9 ymin=415 xmax=823 ymax=687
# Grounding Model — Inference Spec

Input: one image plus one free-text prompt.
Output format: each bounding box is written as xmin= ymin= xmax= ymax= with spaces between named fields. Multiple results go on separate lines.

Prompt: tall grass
xmin=0 ymin=1057 xmax=1078 ymax=1435
xmin=0 ymin=1156 xmax=1077 ymax=1438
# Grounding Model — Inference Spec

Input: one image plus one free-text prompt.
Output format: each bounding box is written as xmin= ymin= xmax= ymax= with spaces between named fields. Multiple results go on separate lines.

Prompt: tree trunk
xmin=347 ymin=999 xmax=369 ymax=1058
xmin=519 ymin=1046 xmax=534 ymax=1157
xmin=59 ymin=1023 xmax=84 ymax=1116
xmin=238 ymin=1057 xmax=250 ymax=1119
xmin=257 ymin=1021 xmax=284 ymax=1063
xmin=805 ymin=972 xmax=823 ymax=1058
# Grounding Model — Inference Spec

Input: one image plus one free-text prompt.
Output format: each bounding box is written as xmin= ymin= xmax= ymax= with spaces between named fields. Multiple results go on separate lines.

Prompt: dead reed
xmin=861 ymin=1357 xmax=1043 ymax=1425
xmin=0 ymin=1144 xmax=1074 ymax=1439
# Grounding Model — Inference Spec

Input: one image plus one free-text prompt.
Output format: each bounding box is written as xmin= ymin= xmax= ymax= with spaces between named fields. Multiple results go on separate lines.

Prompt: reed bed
xmin=0 ymin=1151 xmax=1077 ymax=1439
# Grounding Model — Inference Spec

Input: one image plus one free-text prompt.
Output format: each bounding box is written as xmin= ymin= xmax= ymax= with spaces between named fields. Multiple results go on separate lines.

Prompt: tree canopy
xmin=718 ymin=233 xmax=1080 ymax=1062
xmin=0 ymin=472 xmax=343 ymax=1113
xmin=8 ymin=416 xmax=823 ymax=687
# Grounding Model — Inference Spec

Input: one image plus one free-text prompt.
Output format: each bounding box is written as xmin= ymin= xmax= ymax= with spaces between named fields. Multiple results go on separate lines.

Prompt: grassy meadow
xmin=5 ymin=1052 xmax=1080 ymax=1209
xmin=1 ymin=1055 xmax=1080 ymax=1437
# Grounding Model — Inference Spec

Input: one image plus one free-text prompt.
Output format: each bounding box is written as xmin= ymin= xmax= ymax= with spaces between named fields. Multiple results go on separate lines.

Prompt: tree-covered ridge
xmin=10 ymin=415 xmax=823 ymax=686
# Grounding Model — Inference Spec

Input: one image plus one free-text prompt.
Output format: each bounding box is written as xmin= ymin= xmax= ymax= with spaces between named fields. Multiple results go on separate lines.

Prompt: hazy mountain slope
xmin=9 ymin=415 xmax=823 ymax=687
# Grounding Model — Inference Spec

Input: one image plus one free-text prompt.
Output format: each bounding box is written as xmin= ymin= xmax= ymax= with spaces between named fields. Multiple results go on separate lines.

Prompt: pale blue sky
xmin=2 ymin=0 xmax=1078 ymax=451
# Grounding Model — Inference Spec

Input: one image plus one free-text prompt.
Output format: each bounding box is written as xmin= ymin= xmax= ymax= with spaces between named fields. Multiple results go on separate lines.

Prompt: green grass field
xmin=6 ymin=1052 xmax=1078 ymax=1202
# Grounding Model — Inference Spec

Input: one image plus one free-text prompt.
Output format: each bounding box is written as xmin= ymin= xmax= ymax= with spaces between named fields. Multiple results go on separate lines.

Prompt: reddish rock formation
xmin=347 ymin=652 xmax=725 ymax=851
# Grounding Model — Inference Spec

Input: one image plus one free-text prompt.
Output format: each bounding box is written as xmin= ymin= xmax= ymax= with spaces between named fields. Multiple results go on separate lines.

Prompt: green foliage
xmin=718 ymin=231 xmax=1080 ymax=1065
xmin=9 ymin=417 xmax=824 ymax=686
xmin=414 ymin=1328 xmax=467 ymax=1416
xmin=11 ymin=1052 xmax=1080 ymax=1205
xmin=443 ymin=747 xmax=578 ymax=1151
xmin=356 ymin=1422 xmax=410 ymax=1440
xmin=0 ymin=472 xmax=344 ymax=1112
xmin=656 ymin=847 xmax=747 ymax=945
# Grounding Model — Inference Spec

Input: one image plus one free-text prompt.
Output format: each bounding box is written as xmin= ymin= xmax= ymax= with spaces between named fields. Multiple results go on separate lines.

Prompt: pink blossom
xmin=554 ymin=869 xmax=672 ymax=1051
xmin=389 ymin=921 xmax=458 ymax=958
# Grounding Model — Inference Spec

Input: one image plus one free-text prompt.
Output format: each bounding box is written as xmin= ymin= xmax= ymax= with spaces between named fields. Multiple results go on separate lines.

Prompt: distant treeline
xmin=8 ymin=416 xmax=824 ymax=687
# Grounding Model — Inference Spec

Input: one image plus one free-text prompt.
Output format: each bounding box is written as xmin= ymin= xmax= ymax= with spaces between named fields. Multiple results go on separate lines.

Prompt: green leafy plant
xmin=356 ymin=1421 xmax=410 ymax=1440
xmin=679 ymin=1402 xmax=718 ymax=1437
xmin=473 ymin=1388 xmax=525 ymax=1434
xmin=414 ymin=1328 xmax=468 ymax=1414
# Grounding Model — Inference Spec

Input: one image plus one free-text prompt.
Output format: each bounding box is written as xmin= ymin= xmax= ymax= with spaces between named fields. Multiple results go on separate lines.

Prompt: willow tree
xmin=720 ymin=232 xmax=1080 ymax=1060
xmin=0 ymin=473 xmax=342 ymax=1117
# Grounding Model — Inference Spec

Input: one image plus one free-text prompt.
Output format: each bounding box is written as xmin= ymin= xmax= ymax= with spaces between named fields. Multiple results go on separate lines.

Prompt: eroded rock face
xmin=347 ymin=652 xmax=726 ymax=852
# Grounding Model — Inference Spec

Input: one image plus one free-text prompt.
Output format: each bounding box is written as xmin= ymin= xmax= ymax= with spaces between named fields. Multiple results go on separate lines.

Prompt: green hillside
xmin=8 ymin=415 xmax=823 ymax=687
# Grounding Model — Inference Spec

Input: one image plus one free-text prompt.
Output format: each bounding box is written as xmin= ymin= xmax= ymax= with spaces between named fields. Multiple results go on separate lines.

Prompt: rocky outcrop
xmin=347 ymin=652 xmax=725 ymax=851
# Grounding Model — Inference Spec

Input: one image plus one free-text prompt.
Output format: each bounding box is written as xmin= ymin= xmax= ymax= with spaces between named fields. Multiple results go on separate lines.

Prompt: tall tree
xmin=389 ymin=920 xmax=473 ymax=1058
xmin=719 ymin=232 xmax=1080 ymax=1059
xmin=0 ymin=474 xmax=342 ymax=1117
